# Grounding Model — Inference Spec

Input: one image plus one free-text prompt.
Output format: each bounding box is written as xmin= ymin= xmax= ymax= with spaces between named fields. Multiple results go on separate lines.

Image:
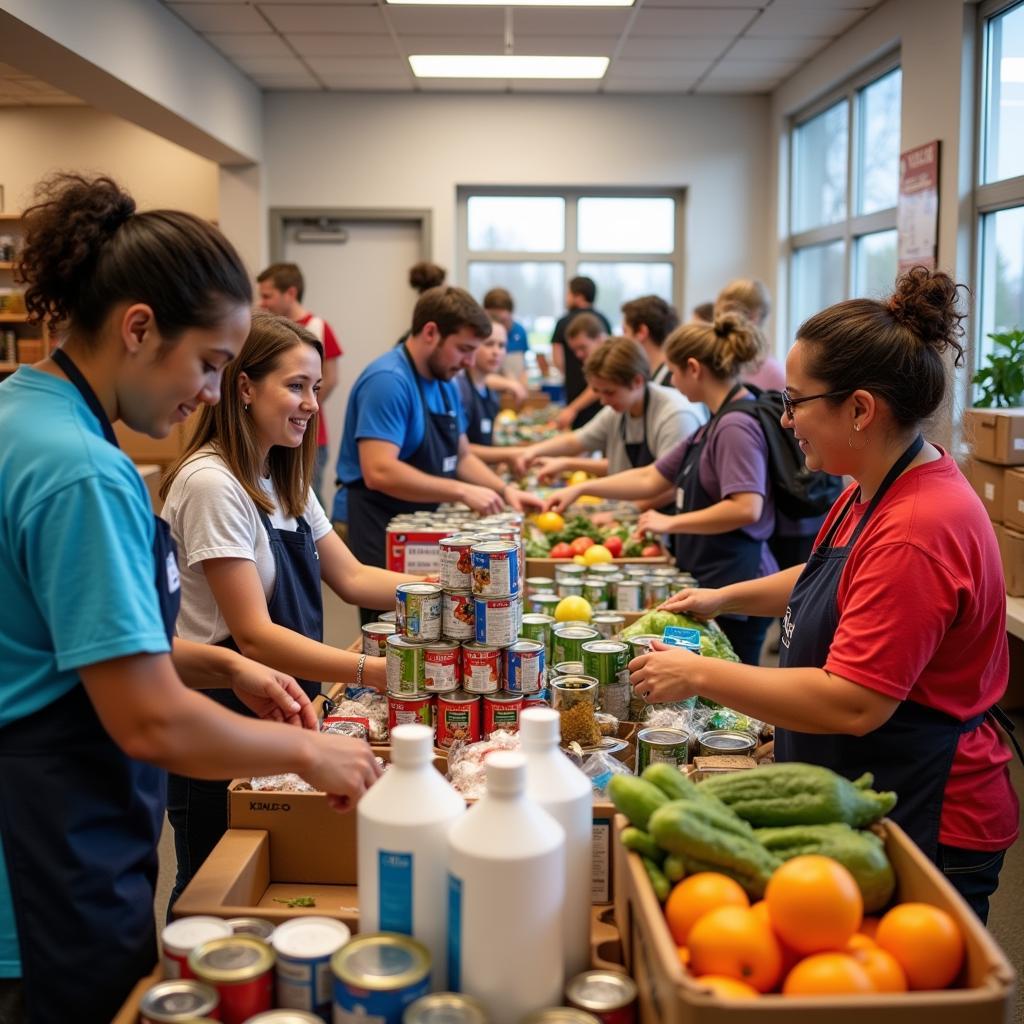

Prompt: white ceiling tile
xmin=512 ymin=79 xmax=602 ymax=92
xmin=306 ymin=55 xmax=409 ymax=77
xmin=512 ymin=8 xmax=631 ymax=36
xmin=609 ymin=58 xmax=708 ymax=79
xmin=394 ymin=35 xmax=504 ymax=55
xmin=630 ymin=7 xmax=755 ymax=37
xmin=746 ymin=5 xmax=868 ymax=37
xmin=388 ymin=7 xmax=504 ymax=35
xmin=603 ymin=78 xmax=693 ymax=93
xmin=260 ymin=4 xmax=386 ymax=33
xmin=287 ymin=33 xmax=400 ymax=56
xmin=710 ymin=58 xmax=800 ymax=78
xmin=321 ymin=76 xmax=413 ymax=91
xmin=166 ymin=3 xmax=270 ymax=33
xmin=727 ymin=36 xmax=833 ymax=61
xmin=770 ymin=0 xmax=874 ymax=7
xmin=618 ymin=35 xmax=731 ymax=59
xmin=513 ymin=36 xmax=618 ymax=56
xmin=230 ymin=54 xmax=309 ymax=74
xmin=416 ymin=78 xmax=508 ymax=92
xmin=205 ymin=32 xmax=292 ymax=58
xmin=251 ymin=70 xmax=320 ymax=88
xmin=696 ymin=76 xmax=778 ymax=93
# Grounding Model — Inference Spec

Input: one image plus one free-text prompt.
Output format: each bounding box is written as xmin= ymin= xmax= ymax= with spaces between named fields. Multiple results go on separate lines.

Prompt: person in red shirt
xmin=257 ymin=263 xmax=342 ymax=505
xmin=630 ymin=267 xmax=1020 ymax=923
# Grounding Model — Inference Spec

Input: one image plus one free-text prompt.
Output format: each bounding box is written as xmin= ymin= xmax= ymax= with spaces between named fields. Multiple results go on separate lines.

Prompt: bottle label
xmin=378 ymin=851 xmax=413 ymax=934
xmin=447 ymin=873 xmax=463 ymax=991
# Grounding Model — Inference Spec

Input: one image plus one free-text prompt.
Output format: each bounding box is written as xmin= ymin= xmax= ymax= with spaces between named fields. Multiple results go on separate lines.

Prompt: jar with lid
xmin=550 ymin=675 xmax=601 ymax=747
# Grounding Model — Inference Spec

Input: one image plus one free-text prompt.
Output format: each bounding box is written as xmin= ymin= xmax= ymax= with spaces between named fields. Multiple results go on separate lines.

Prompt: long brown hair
xmin=162 ymin=310 xmax=323 ymax=518
xmin=584 ymin=336 xmax=650 ymax=387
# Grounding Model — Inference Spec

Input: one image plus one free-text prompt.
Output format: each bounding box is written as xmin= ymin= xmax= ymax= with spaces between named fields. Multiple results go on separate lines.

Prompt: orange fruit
xmin=844 ymin=933 xmax=876 ymax=952
xmin=847 ymin=943 xmax=908 ymax=992
xmin=875 ymin=903 xmax=964 ymax=990
xmin=687 ymin=906 xmax=783 ymax=993
xmin=783 ymin=953 xmax=876 ymax=996
xmin=693 ymin=975 xmax=760 ymax=1000
xmin=664 ymin=873 xmax=750 ymax=946
xmin=677 ymin=947 xmax=690 ymax=968
xmin=751 ymin=900 xmax=802 ymax=975
xmin=765 ymin=855 xmax=863 ymax=954
xmin=859 ymin=916 xmax=881 ymax=940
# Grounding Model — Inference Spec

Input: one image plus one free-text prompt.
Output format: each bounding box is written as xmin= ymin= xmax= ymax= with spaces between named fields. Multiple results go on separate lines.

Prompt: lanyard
xmin=50 ymin=347 xmax=119 ymax=447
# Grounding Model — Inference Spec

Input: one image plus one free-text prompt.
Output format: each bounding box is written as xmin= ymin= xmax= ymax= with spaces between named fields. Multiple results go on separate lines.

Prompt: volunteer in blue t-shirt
xmin=0 ymin=174 xmax=380 ymax=1024
xmin=334 ymin=286 xmax=542 ymax=621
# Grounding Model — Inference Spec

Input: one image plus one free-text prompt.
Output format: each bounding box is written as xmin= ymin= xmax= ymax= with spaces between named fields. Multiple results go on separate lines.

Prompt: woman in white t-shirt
xmin=160 ymin=310 xmax=416 ymax=904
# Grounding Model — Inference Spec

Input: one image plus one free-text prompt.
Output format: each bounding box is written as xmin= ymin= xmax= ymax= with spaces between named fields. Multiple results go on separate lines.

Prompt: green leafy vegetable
xmin=273 ymin=896 xmax=317 ymax=908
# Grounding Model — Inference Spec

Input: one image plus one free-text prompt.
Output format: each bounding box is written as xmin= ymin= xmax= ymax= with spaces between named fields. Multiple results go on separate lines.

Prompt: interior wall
xmin=263 ymin=91 xmax=772 ymax=326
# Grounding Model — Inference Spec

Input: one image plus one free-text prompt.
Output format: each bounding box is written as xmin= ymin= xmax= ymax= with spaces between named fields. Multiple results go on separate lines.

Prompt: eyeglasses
xmin=781 ymin=387 xmax=852 ymax=420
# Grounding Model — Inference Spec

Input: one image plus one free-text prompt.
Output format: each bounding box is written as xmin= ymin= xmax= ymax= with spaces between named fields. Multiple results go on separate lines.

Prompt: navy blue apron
xmin=460 ymin=373 xmax=500 ymax=447
xmin=347 ymin=344 xmax=461 ymax=572
xmin=622 ymin=384 xmax=655 ymax=470
xmin=774 ymin=434 xmax=1022 ymax=860
xmin=653 ymin=363 xmax=673 ymax=388
xmin=0 ymin=347 xmax=179 ymax=1023
xmin=167 ymin=497 xmax=325 ymax=906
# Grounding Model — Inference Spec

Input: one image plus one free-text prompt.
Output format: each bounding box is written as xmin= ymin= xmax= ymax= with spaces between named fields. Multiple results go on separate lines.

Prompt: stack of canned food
xmin=526 ymin=563 xmax=697 ymax=617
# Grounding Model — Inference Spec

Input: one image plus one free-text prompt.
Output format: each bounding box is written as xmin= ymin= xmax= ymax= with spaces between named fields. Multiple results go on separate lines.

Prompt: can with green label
xmin=552 ymin=660 xmax=585 ymax=678
xmin=552 ymin=624 xmax=600 ymax=666
xmin=529 ymin=593 xmax=562 ymax=617
xmin=557 ymin=580 xmax=584 ymax=600
xmin=636 ymin=727 xmax=691 ymax=774
xmin=581 ymin=577 xmax=610 ymax=611
xmin=582 ymin=639 xmax=631 ymax=720
xmin=591 ymin=613 xmax=625 ymax=639
xmin=521 ymin=612 xmax=555 ymax=659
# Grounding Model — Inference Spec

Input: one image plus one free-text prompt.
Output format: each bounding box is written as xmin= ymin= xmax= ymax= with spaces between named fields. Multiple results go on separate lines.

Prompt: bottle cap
xmin=485 ymin=750 xmax=526 ymax=796
xmin=390 ymin=723 xmax=432 ymax=766
xmin=519 ymin=707 xmax=559 ymax=747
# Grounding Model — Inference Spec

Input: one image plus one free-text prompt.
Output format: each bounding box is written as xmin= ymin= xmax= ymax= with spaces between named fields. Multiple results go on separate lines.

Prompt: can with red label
xmin=161 ymin=917 xmax=233 ymax=980
xmin=566 ymin=969 xmax=638 ymax=1024
xmin=474 ymin=594 xmax=522 ymax=647
xmin=387 ymin=693 xmax=435 ymax=733
xmin=188 ymin=936 xmax=274 ymax=1024
xmin=439 ymin=534 xmax=479 ymax=591
xmin=361 ymin=621 xmax=396 ymax=657
xmin=423 ymin=639 xmax=461 ymax=693
xmin=441 ymin=589 xmax=475 ymax=641
xmin=483 ymin=691 xmax=524 ymax=736
xmin=461 ymin=641 xmax=503 ymax=693
xmin=140 ymin=979 xmax=220 ymax=1023
xmin=503 ymin=639 xmax=546 ymax=694
xmin=435 ymin=689 xmax=482 ymax=748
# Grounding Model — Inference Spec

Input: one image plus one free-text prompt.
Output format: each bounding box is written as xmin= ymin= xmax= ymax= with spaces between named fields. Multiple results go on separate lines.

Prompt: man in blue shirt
xmin=335 ymin=287 xmax=541 ymax=618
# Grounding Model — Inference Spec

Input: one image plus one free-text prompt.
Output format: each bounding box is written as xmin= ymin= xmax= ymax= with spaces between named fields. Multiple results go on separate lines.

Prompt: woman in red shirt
xmin=630 ymin=268 xmax=1019 ymax=922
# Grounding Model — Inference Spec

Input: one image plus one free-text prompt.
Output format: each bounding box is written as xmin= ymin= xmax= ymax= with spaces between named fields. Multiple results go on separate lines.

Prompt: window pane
xmin=853 ymin=229 xmax=898 ymax=298
xmin=467 ymin=261 xmax=564 ymax=349
xmin=984 ymin=1 xmax=1024 ymax=183
xmin=577 ymin=197 xmax=675 ymax=254
xmin=857 ymin=69 xmax=901 ymax=214
xmin=790 ymin=241 xmax=845 ymax=337
xmin=574 ymin=262 xmax=673 ymax=334
xmin=978 ymin=206 xmax=1024 ymax=368
xmin=793 ymin=101 xmax=849 ymax=232
xmin=467 ymin=196 xmax=565 ymax=252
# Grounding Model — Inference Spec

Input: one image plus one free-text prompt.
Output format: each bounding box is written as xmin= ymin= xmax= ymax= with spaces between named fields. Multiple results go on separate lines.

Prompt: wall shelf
xmin=0 ymin=313 xmax=28 ymax=323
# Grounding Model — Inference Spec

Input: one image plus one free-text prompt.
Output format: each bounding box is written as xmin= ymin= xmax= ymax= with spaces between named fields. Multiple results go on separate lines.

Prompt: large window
xmin=786 ymin=61 xmax=902 ymax=337
xmin=459 ymin=188 xmax=684 ymax=349
xmin=976 ymin=1 xmax=1024 ymax=369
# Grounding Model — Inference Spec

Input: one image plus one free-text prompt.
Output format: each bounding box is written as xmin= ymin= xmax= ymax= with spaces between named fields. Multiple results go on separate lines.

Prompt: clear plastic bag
xmin=689 ymin=699 xmax=764 ymax=738
xmin=328 ymin=691 xmax=389 ymax=742
xmin=581 ymin=750 xmax=633 ymax=798
xmin=446 ymin=730 xmax=522 ymax=798
xmin=248 ymin=773 xmax=316 ymax=793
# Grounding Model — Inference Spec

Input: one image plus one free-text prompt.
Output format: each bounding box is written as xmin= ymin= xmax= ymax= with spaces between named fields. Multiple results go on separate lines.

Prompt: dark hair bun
xmin=409 ymin=261 xmax=446 ymax=292
xmin=886 ymin=267 xmax=966 ymax=367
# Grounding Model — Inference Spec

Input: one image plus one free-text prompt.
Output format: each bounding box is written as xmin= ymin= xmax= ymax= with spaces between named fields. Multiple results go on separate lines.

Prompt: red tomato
xmin=570 ymin=537 xmax=596 ymax=555
xmin=550 ymin=542 xmax=574 ymax=559
xmin=642 ymin=543 xmax=663 ymax=557
xmin=603 ymin=536 xmax=623 ymax=558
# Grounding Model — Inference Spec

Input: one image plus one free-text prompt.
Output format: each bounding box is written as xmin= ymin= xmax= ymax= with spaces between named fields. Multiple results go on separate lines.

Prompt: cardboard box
xmin=964 ymin=408 xmax=1024 ymax=466
xmin=967 ymin=459 xmax=1007 ymax=522
xmin=111 ymin=966 xmax=162 ymax=1024
xmin=1003 ymin=469 xmax=1024 ymax=533
xmin=613 ymin=814 xmax=1016 ymax=1024
xmin=526 ymin=555 xmax=670 ymax=580
xmin=996 ymin=524 xmax=1024 ymax=598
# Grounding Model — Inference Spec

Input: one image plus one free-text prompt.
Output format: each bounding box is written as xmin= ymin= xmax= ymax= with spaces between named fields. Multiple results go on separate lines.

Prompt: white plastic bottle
xmin=520 ymin=706 xmax=593 ymax=981
xmin=357 ymin=723 xmax=465 ymax=990
xmin=446 ymin=751 xmax=565 ymax=1024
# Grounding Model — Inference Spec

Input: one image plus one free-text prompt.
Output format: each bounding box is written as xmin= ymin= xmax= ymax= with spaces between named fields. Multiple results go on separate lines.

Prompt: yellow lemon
xmin=496 ymin=408 xmax=518 ymax=423
xmin=535 ymin=511 xmax=565 ymax=534
xmin=569 ymin=470 xmax=591 ymax=486
xmin=573 ymin=554 xmax=588 ymax=565
xmin=582 ymin=544 xmax=613 ymax=566
xmin=555 ymin=596 xmax=593 ymax=622
xmin=576 ymin=494 xmax=601 ymax=505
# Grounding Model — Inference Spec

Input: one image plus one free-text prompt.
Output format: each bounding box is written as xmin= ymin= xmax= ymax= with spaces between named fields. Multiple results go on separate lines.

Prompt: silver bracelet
xmin=356 ymin=653 xmax=366 ymax=686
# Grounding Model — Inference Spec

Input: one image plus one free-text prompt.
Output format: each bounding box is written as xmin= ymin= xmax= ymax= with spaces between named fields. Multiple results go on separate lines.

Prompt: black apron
xmin=622 ymin=385 xmax=655 ymax=470
xmin=462 ymin=375 xmax=500 ymax=447
xmin=776 ymin=435 xmax=1024 ymax=860
xmin=347 ymin=345 xmax=461 ymax=570
xmin=0 ymin=348 xmax=179 ymax=1023
xmin=653 ymin=362 xmax=673 ymax=388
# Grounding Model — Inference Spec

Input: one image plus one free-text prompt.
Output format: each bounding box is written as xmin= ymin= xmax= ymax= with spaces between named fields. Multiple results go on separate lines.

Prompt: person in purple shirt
xmin=544 ymin=312 xmax=776 ymax=664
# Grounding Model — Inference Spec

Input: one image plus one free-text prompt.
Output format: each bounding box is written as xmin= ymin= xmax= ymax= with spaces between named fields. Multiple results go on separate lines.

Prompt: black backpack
xmin=712 ymin=385 xmax=845 ymax=520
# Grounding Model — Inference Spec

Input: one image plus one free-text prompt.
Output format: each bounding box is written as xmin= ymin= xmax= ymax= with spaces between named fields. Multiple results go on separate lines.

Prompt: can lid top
xmin=404 ymin=991 xmax=488 ymax=1024
xmin=638 ymin=727 xmax=690 ymax=743
xmin=245 ymin=1011 xmax=325 ymax=1023
xmin=333 ymin=933 xmax=431 ymax=990
xmin=188 ymin=936 xmax=275 ymax=981
xmin=272 ymin=916 xmax=351 ymax=958
xmin=140 ymin=979 xmax=219 ymax=1016
xmin=566 ymin=970 xmax=638 ymax=1010
xmin=699 ymin=729 xmax=756 ymax=748
xmin=162 ymin=916 xmax=233 ymax=951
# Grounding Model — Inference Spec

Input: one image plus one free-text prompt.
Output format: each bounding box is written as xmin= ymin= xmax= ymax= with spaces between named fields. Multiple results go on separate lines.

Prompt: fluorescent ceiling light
xmin=409 ymin=55 xmax=609 ymax=78
xmin=393 ymin=0 xmax=632 ymax=5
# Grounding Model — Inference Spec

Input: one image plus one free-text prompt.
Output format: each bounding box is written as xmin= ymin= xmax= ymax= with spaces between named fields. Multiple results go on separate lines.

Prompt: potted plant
xmin=972 ymin=328 xmax=1024 ymax=408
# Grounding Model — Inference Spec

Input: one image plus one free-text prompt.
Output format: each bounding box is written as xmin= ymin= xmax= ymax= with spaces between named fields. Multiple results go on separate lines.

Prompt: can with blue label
xmin=273 ymin=917 xmax=351 ymax=1021
xmin=331 ymin=933 xmax=430 ymax=1024
xmin=470 ymin=540 xmax=521 ymax=597
xmin=503 ymin=639 xmax=545 ymax=694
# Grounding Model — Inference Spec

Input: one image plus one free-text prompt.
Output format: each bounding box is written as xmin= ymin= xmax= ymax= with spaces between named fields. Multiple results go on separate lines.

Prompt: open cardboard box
xmin=613 ymin=814 xmax=1016 ymax=1024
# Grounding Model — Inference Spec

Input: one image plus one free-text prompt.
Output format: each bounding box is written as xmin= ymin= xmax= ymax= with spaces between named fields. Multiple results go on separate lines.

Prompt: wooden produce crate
xmin=612 ymin=815 xmax=1016 ymax=1024
xmin=526 ymin=554 xmax=671 ymax=580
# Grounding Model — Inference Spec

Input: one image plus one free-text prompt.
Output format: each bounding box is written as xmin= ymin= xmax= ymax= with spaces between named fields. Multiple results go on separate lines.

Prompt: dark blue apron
xmin=775 ymin=434 xmax=1018 ymax=860
xmin=0 ymin=347 xmax=179 ymax=1023
xmin=346 ymin=344 xmax=461 ymax=571
xmin=167 ymin=498 xmax=325 ymax=906
xmin=622 ymin=384 xmax=655 ymax=470
xmin=460 ymin=373 xmax=500 ymax=447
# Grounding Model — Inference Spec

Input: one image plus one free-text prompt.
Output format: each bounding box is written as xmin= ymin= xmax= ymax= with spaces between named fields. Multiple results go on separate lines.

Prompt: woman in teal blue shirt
xmin=0 ymin=174 xmax=380 ymax=1024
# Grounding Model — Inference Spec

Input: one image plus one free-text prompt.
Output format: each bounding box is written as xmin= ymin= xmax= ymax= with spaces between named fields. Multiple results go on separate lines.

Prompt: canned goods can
xmin=623 ymin=565 xmax=649 ymax=578
xmin=227 ymin=917 xmax=276 ymax=942
xmin=525 ymin=576 xmax=556 ymax=595
xmin=641 ymin=577 xmax=671 ymax=609
xmin=591 ymin=613 xmax=625 ymax=639
xmin=404 ymin=991 xmax=489 ymax=1024
xmin=553 ymin=660 xmax=585 ymax=678
xmin=637 ymin=727 xmax=691 ymax=774
xmin=554 ymin=563 xmax=588 ymax=583
xmin=388 ymin=693 xmax=435 ymax=733
xmin=140 ymin=979 xmax=220 ymax=1023
xmin=566 ymin=970 xmax=638 ymax=1024
xmin=436 ymin=689 xmax=482 ymax=748
xmin=362 ymin=621 xmax=397 ymax=657
xmin=188 ymin=936 xmax=275 ymax=1024
xmin=439 ymin=534 xmax=478 ymax=590
xmin=423 ymin=639 xmax=462 ymax=693
xmin=386 ymin=635 xmax=427 ymax=696
xmin=698 ymin=729 xmax=757 ymax=757
xmin=522 ymin=1008 xmax=603 ymax=1023
xmin=441 ymin=590 xmax=475 ymax=641
xmin=612 ymin=579 xmax=643 ymax=612
xmin=581 ymin=577 xmax=610 ymax=610
xmin=625 ymin=634 xmax=662 ymax=660
xmin=396 ymin=583 xmax=443 ymax=641
xmin=503 ymin=639 xmax=545 ymax=694
xmin=473 ymin=594 xmax=522 ymax=647
xmin=552 ymin=624 xmax=600 ymax=666
xmin=245 ymin=1012 xmax=323 ymax=1023
xmin=557 ymin=580 xmax=584 ymax=600
xmin=674 ymin=572 xmax=699 ymax=589
xmin=581 ymin=640 xmax=629 ymax=686
xmin=483 ymin=691 xmax=524 ymax=736
xmin=649 ymin=565 xmax=678 ymax=578
xmin=378 ymin=611 xmax=397 ymax=624
xmin=331 ymin=934 xmax=430 ymax=1024
xmin=272 ymin=917 xmax=351 ymax=1017
xmin=461 ymin=641 xmax=503 ymax=693
xmin=588 ymin=563 xmax=621 ymax=580
xmin=161 ymin=916 xmax=233 ymax=980
xmin=529 ymin=593 xmax=562 ymax=616
xmin=520 ymin=612 xmax=555 ymax=652
xmin=471 ymin=541 xmax=521 ymax=597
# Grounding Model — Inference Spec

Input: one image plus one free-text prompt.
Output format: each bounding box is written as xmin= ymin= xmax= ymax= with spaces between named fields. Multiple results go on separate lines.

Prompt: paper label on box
xmin=985 ymin=482 xmax=996 ymax=500
xmin=592 ymin=818 xmax=611 ymax=903
xmin=1015 ymin=439 xmax=1024 ymax=451
xmin=378 ymin=851 xmax=413 ymax=933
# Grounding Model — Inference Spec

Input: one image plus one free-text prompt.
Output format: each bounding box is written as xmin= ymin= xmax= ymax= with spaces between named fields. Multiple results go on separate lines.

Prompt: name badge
xmin=675 ymin=487 xmax=685 ymax=512
xmin=165 ymin=552 xmax=181 ymax=594
xmin=442 ymin=454 xmax=458 ymax=474
xmin=480 ymin=418 xmax=493 ymax=435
